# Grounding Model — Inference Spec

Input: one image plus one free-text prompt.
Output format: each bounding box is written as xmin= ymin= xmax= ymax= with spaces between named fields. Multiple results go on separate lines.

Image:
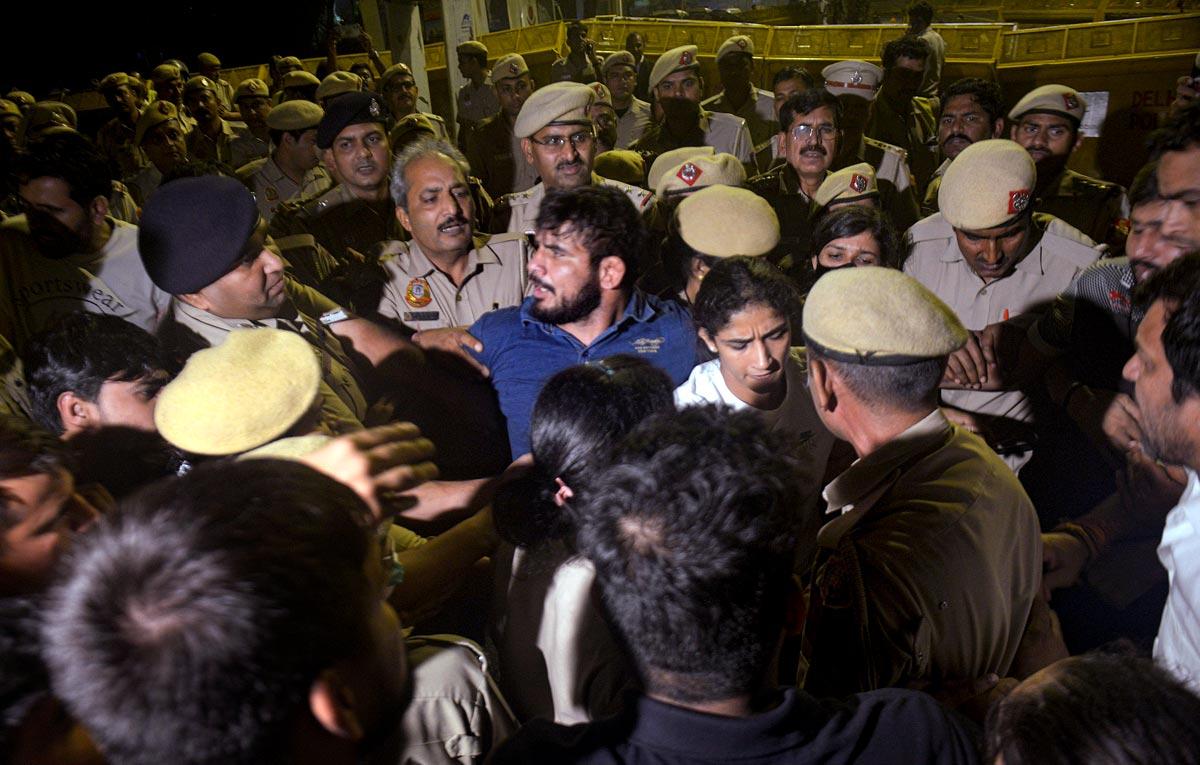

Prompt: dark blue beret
xmin=316 ymin=90 xmax=389 ymax=149
xmin=138 ymin=176 xmax=259 ymax=295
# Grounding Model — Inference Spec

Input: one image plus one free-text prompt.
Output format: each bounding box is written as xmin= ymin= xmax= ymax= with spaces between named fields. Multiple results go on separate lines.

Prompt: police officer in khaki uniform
xmin=630 ymin=45 xmax=756 ymax=173
xmin=148 ymin=63 xmax=188 ymax=113
xmin=1009 ymin=84 xmax=1131 ymax=253
xmin=602 ymin=51 xmax=651 ymax=149
xmin=237 ymin=100 xmax=332 ymax=221
xmin=125 ymin=101 xmax=188 ymax=205
xmin=466 ymin=54 xmax=538 ymax=200
xmin=183 ymin=76 xmax=249 ymax=166
xmin=377 ymin=138 xmax=529 ymax=332
xmin=279 ymin=70 xmax=321 ymax=103
xmin=96 ymin=72 xmax=148 ymax=178
xmin=904 ymin=139 xmax=1101 ymax=472
xmin=455 ymin=40 xmax=500 ymax=152
xmin=315 ymin=70 xmax=362 ymax=107
xmin=863 ymin=37 xmax=938 ymax=195
xmin=379 ymin=63 xmax=450 ymax=140
xmin=701 ymin=35 xmax=778 ymax=170
xmin=196 ymin=52 xmax=236 ymax=113
xmin=799 ymin=265 xmax=1043 ymax=698
xmin=494 ymin=82 xmax=653 ymax=234
xmin=229 ymin=78 xmax=272 ymax=169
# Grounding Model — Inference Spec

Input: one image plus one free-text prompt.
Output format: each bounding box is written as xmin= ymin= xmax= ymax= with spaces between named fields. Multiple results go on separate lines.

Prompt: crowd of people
xmin=3 ymin=1 xmax=1200 ymax=762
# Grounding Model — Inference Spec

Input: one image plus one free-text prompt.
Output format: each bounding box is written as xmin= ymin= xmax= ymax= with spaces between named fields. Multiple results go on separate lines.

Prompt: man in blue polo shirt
xmin=468 ymin=185 xmax=697 ymax=458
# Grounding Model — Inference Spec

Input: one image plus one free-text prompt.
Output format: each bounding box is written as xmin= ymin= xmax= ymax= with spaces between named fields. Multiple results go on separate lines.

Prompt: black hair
xmin=625 ymin=31 xmax=643 ymax=46
xmin=576 ymin=405 xmax=811 ymax=703
xmin=1128 ymin=161 xmax=1160 ymax=209
xmin=1148 ymin=98 xmax=1200 ymax=158
xmin=986 ymin=650 xmax=1200 ymax=765
xmin=0 ymin=597 xmax=47 ymax=755
xmin=567 ymin=21 xmax=588 ymax=35
xmin=780 ymin=87 xmax=842 ymax=132
xmin=907 ymin=1 xmax=934 ymax=24
xmin=881 ymin=35 xmax=931 ymax=70
xmin=267 ymin=127 xmax=309 ymax=147
xmin=12 ymin=131 xmax=113 ymax=208
xmin=0 ymin=416 xmax=73 ymax=488
xmin=24 ymin=313 xmax=165 ymax=436
xmin=1133 ymin=253 xmax=1200 ymax=403
xmin=42 ymin=459 xmax=379 ymax=765
xmin=941 ymin=77 xmax=1005 ymax=124
xmin=692 ymin=256 xmax=801 ymax=337
xmin=493 ymin=356 xmax=675 ymax=547
xmin=771 ymin=65 xmax=816 ymax=90
xmin=160 ymin=159 xmax=237 ymax=183
xmin=536 ymin=185 xmax=647 ymax=288
xmin=810 ymin=206 xmax=903 ymax=269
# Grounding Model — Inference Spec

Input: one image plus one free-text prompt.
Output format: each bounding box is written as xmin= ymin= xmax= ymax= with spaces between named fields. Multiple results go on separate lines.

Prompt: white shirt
xmin=1155 ymin=468 xmax=1200 ymax=692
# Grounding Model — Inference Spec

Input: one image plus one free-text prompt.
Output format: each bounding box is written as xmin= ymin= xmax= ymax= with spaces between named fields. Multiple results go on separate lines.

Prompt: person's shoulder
xmin=598 ymin=177 xmax=654 ymax=209
xmin=499 ymin=184 xmax=541 ymax=208
xmin=906 ymin=211 xmax=955 ymax=245
xmin=471 ymin=301 xmax=526 ymax=336
xmin=1061 ymin=168 xmax=1126 ymax=199
xmin=815 ymin=688 xmax=976 ymax=764
xmin=699 ymin=92 xmax=723 ymax=108
xmin=491 ymin=716 xmax=619 ymax=765
xmin=1038 ymin=214 xmax=1103 ymax=266
xmin=863 ymin=135 xmax=909 ymax=161
xmin=236 ymin=156 xmax=268 ymax=181
xmin=707 ymin=110 xmax=748 ymax=130
xmin=746 ymin=164 xmax=786 ymax=194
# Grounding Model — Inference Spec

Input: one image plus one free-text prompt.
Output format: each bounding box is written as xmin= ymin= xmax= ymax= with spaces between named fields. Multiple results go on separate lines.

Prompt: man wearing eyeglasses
xmin=379 ymin=63 xmax=450 ymax=142
xmin=602 ymin=51 xmax=651 ymax=149
xmin=494 ymin=81 xmax=652 ymax=235
xmin=1009 ymin=84 xmax=1130 ymax=254
xmin=629 ymin=45 xmax=756 ymax=175
xmin=467 ymin=54 xmax=539 ymax=200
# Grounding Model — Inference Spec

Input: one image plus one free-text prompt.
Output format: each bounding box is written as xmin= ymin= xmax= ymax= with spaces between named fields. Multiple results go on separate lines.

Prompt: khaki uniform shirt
xmin=237 ymin=155 xmax=334 ymax=221
xmin=269 ymin=182 xmax=402 ymax=264
xmin=163 ymin=280 xmax=368 ymax=434
xmin=549 ymin=55 xmax=598 ymax=84
xmin=904 ymin=213 xmax=1102 ymax=469
xmin=377 ymin=233 xmax=530 ymax=330
xmin=229 ymin=130 xmax=270 ymax=170
xmin=918 ymin=28 xmax=947 ymax=100
xmin=185 ymin=119 xmax=249 ymax=166
xmin=213 ymin=77 xmax=236 ymax=112
xmin=467 ymin=113 xmax=537 ymax=201
xmin=801 ymin=410 xmax=1042 ymax=698
xmin=630 ymin=110 xmax=756 ymax=171
xmin=498 ymin=174 xmax=654 ymax=235
xmin=701 ymin=87 xmax=778 ymax=169
xmin=457 ymin=78 xmax=500 ymax=129
xmin=865 ymin=96 xmax=937 ymax=195
xmin=921 ymin=158 xmax=952 ymax=217
xmin=1034 ymin=168 xmax=1131 ymax=254
xmin=614 ymin=98 xmax=652 ymax=149
xmin=96 ymin=116 xmax=148 ymax=178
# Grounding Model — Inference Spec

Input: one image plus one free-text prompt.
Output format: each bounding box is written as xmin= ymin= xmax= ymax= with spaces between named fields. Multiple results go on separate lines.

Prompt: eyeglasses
xmin=790 ymin=123 xmax=837 ymax=140
xmin=529 ymin=131 xmax=595 ymax=149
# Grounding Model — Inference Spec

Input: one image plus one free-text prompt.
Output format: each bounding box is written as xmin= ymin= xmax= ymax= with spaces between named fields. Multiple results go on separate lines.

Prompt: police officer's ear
xmin=320 ymin=147 xmax=338 ymax=177
xmin=990 ymin=118 xmax=1004 ymax=139
xmin=597 ymin=254 xmax=626 ymax=291
xmin=308 ymin=668 xmax=367 ymax=743
xmin=395 ymin=200 xmax=413 ymax=233
xmin=520 ymin=137 xmax=535 ymax=166
xmin=807 ymin=354 xmax=838 ymax=414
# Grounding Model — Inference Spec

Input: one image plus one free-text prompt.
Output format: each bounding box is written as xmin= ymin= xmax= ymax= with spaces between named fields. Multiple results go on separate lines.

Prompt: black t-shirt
xmin=491 ymin=687 xmax=979 ymax=764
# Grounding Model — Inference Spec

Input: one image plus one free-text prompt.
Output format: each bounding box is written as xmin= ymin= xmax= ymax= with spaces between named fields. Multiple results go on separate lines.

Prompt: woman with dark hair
xmin=810 ymin=205 xmax=903 ymax=275
xmin=490 ymin=355 xmax=675 ymax=724
xmin=986 ymin=649 xmax=1200 ymax=765
xmin=675 ymin=257 xmax=839 ymax=563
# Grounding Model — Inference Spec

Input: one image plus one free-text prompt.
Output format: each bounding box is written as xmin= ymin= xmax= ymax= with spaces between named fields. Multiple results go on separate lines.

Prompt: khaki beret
xmin=235 ymin=78 xmax=270 ymax=100
xmin=380 ymin=63 xmax=414 ymax=86
xmin=155 ymin=328 xmax=321 ymax=456
xmin=593 ymin=150 xmax=645 ymax=186
xmin=150 ymin=63 xmax=182 ymax=84
xmin=266 ymin=100 xmax=323 ymax=131
xmin=938 ymin=139 xmax=1035 ymax=231
xmin=803 ymin=267 xmax=968 ymax=365
xmin=650 ymin=45 xmax=700 ymax=92
xmin=5 ymin=91 xmax=34 ymax=108
xmin=588 ymin=82 xmax=613 ymax=109
xmin=183 ymin=76 xmax=216 ymax=95
xmin=316 ymin=70 xmax=362 ymax=101
xmin=716 ymin=35 xmax=755 ymax=63
xmin=647 ymin=145 xmax=714 ymax=191
xmin=0 ymin=99 xmax=19 ymax=119
xmin=197 ymin=52 xmax=221 ymax=68
xmin=456 ymin=40 xmax=489 ymax=58
xmin=282 ymin=70 xmax=320 ymax=89
xmin=21 ymin=102 xmax=78 ymax=142
xmin=491 ymin=54 xmax=530 ymax=83
xmin=513 ymin=81 xmax=595 ymax=138
xmin=1008 ymin=84 xmax=1087 ymax=125
xmin=814 ymin=162 xmax=878 ymax=209
xmin=602 ymin=51 xmax=637 ymax=76
xmin=99 ymin=72 xmax=131 ymax=92
xmin=277 ymin=56 xmax=303 ymax=69
xmin=677 ymin=185 xmax=778 ymax=257
xmin=134 ymin=100 xmax=182 ymax=145
xmin=389 ymin=112 xmax=438 ymax=150
xmin=657 ymin=152 xmax=746 ymax=198
xmin=821 ymin=60 xmax=882 ymax=100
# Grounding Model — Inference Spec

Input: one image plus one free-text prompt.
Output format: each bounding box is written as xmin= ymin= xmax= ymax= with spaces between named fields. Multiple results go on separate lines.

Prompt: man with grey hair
xmin=378 ymin=137 xmax=531 ymax=335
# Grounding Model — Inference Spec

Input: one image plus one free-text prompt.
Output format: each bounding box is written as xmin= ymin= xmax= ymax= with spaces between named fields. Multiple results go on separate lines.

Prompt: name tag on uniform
xmin=404 ymin=311 xmax=440 ymax=322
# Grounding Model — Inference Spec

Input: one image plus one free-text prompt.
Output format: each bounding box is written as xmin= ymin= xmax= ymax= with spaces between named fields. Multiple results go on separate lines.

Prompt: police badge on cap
xmin=850 ymin=174 xmax=868 ymax=193
xmin=677 ymin=162 xmax=702 ymax=187
xmin=1008 ymin=189 xmax=1031 ymax=215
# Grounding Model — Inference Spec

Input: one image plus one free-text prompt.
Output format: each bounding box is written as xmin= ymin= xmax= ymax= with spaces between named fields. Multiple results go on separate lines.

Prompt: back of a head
xmin=986 ymin=651 xmax=1200 ymax=765
xmin=1148 ymin=98 xmax=1200 ymax=159
xmin=575 ymin=405 xmax=810 ymax=703
xmin=42 ymin=459 xmax=376 ymax=765
xmin=493 ymin=356 xmax=675 ymax=547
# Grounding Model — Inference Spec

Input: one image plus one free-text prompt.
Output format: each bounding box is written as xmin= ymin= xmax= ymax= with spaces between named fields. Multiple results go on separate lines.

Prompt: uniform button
xmin=455 ymin=293 xmax=462 ymax=302
xmin=938 ymin=600 xmax=949 ymax=610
